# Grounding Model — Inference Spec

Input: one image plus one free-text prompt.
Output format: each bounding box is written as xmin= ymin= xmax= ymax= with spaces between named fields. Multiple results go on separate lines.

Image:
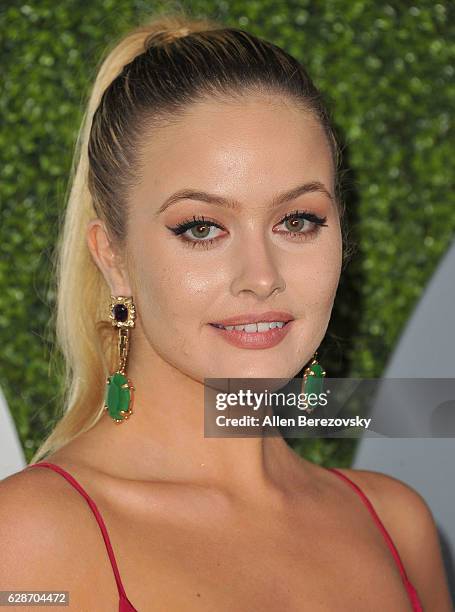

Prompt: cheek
xmin=296 ymin=230 xmax=343 ymax=333
xmin=130 ymin=263 xmax=193 ymax=359
xmin=130 ymin=245 xmax=219 ymax=332
xmin=132 ymin=258 xmax=225 ymax=363
xmin=134 ymin=264 xmax=183 ymax=327
xmin=301 ymin=248 xmax=341 ymax=307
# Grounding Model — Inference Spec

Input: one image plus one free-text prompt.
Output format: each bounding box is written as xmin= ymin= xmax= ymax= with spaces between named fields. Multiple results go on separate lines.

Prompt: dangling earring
xmin=301 ymin=351 xmax=326 ymax=414
xmin=104 ymin=295 xmax=136 ymax=424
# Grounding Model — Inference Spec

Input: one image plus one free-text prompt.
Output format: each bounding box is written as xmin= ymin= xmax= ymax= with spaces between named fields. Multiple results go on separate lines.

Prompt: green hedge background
xmin=1 ymin=0 xmax=454 ymax=465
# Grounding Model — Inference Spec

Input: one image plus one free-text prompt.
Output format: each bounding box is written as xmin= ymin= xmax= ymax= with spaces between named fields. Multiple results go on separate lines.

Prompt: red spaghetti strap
xmin=325 ymin=467 xmax=423 ymax=611
xmin=325 ymin=467 xmax=409 ymax=580
xmin=26 ymin=461 xmax=128 ymax=600
xmin=405 ymin=579 xmax=424 ymax=612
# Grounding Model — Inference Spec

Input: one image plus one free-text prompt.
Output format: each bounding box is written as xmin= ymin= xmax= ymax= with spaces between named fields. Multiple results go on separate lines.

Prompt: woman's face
xmin=124 ymin=92 xmax=343 ymax=380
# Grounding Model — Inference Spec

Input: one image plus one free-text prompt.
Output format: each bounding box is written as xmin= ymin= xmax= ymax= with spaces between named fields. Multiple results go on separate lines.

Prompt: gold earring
xmin=301 ymin=351 xmax=326 ymax=414
xmin=104 ymin=296 xmax=136 ymax=423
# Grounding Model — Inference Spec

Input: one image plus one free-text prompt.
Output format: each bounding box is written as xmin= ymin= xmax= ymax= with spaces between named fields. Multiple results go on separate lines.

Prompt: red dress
xmin=26 ymin=461 xmax=423 ymax=611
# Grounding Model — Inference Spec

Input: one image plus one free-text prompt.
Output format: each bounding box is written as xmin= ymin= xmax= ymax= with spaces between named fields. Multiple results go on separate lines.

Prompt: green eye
xmin=284 ymin=217 xmax=306 ymax=232
xmin=189 ymin=224 xmax=212 ymax=239
xmin=274 ymin=210 xmax=328 ymax=239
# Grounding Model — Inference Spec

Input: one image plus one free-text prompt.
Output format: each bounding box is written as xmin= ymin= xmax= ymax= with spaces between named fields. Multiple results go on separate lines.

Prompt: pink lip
xmin=210 ymin=310 xmax=294 ymax=326
xmin=208 ymin=319 xmax=294 ymax=349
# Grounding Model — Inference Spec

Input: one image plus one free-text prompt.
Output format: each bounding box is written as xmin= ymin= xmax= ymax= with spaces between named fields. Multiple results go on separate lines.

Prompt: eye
xmin=166 ymin=210 xmax=328 ymax=250
xmin=166 ymin=215 xmax=226 ymax=249
xmin=273 ymin=209 xmax=328 ymax=240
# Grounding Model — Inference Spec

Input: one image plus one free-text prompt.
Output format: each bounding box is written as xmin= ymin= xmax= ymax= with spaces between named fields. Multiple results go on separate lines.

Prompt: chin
xmin=206 ymin=362 xmax=297 ymax=382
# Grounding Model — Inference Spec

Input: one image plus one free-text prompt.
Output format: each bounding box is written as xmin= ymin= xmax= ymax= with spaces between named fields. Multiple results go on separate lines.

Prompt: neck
xmin=80 ymin=336 xmax=309 ymax=499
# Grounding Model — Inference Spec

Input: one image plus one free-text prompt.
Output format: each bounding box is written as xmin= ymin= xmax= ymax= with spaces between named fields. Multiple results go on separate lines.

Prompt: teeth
xmin=244 ymin=323 xmax=257 ymax=332
xmin=257 ymin=322 xmax=273 ymax=332
xmin=217 ymin=321 xmax=287 ymax=333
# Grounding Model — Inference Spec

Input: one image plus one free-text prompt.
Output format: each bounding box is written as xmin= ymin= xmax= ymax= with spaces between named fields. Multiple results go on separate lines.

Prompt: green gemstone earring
xmin=302 ymin=351 xmax=326 ymax=414
xmin=104 ymin=295 xmax=136 ymax=424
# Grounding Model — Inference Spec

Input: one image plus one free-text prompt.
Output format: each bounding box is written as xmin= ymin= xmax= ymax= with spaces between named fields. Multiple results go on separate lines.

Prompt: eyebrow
xmin=156 ymin=181 xmax=334 ymax=215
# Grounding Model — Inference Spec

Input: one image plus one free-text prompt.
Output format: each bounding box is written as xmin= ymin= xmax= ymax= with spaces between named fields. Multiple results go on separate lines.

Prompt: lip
xmin=209 ymin=310 xmax=294 ymax=327
xmin=208 ymin=319 xmax=294 ymax=350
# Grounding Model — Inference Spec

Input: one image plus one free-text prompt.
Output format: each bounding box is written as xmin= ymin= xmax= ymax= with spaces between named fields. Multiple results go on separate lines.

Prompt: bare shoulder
xmin=330 ymin=466 xmax=430 ymax=512
xmin=334 ymin=467 xmax=453 ymax=611
xmin=0 ymin=467 xmax=85 ymax=576
xmin=0 ymin=465 xmax=76 ymax=545
xmin=0 ymin=467 xmax=114 ymax=609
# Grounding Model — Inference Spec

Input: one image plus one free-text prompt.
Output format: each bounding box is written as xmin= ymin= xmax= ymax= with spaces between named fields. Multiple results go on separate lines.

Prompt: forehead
xmin=132 ymin=93 xmax=334 ymax=211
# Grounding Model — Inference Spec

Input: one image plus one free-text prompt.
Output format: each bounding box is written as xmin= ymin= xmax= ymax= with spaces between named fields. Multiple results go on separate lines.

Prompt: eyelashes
xmin=168 ymin=215 xmax=225 ymax=247
xmin=166 ymin=209 xmax=328 ymax=250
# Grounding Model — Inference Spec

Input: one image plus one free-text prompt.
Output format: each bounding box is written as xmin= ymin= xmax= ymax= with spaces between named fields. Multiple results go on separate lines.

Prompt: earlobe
xmin=86 ymin=219 xmax=132 ymax=296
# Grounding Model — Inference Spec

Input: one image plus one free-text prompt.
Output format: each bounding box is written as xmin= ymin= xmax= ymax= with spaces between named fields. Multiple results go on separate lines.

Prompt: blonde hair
xmin=30 ymin=8 xmax=345 ymax=464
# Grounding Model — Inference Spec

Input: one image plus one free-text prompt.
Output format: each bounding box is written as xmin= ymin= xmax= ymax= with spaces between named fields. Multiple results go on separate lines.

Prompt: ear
xmin=86 ymin=219 xmax=132 ymax=296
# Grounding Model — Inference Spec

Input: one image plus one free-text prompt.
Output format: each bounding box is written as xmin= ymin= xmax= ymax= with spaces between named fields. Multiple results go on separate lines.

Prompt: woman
xmin=0 ymin=11 xmax=451 ymax=611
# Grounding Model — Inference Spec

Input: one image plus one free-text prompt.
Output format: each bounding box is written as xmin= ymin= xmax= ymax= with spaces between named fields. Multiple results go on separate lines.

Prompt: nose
xmin=230 ymin=238 xmax=286 ymax=300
